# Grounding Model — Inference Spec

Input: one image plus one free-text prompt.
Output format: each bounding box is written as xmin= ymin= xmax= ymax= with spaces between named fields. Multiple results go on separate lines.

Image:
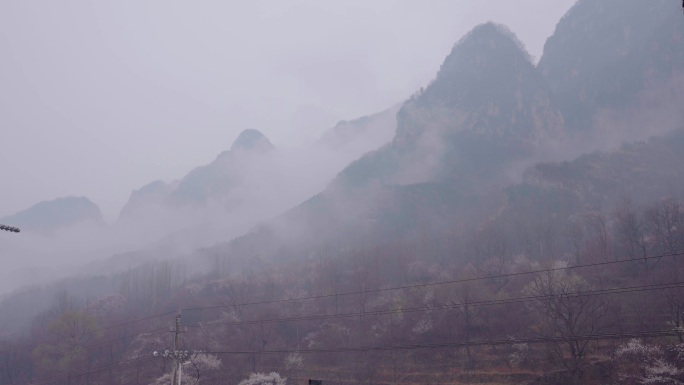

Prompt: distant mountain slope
xmin=0 ymin=196 xmax=102 ymax=233
xmin=518 ymin=129 xmax=684 ymax=209
xmin=538 ymin=0 xmax=684 ymax=133
xmin=318 ymin=105 xmax=398 ymax=153
xmin=230 ymin=128 xmax=275 ymax=152
xmin=168 ymin=129 xmax=275 ymax=206
xmin=119 ymin=129 xmax=275 ymax=217
xmin=121 ymin=109 xmax=398 ymax=221
xmin=115 ymin=112 xmax=401 ymax=253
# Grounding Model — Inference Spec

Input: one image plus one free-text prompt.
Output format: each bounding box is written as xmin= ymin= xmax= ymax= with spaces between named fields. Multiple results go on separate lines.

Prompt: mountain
xmin=121 ymin=107 xmax=402 ymax=224
xmin=509 ymin=128 xmax=684 ymax=215
xmin=115 ymin=116 xmax=401 ymax=253
xmin=167 ymin=129 xmax=275 ymax=206
xmin=318 ymin=105 xmax=399 ymax=153
xmin=0 ymin=196 xmax=103 ymax=234
xmin=399 ymin=23 xmax=561 ymax=146
xmin=207 ymin=23 xmax=567 ymax=261
xmin=538 ymin=0 xmax=684 ymax=133
xmin=230 ymin=128 xmax=274 ymax=152
xmin=336 ymin=22 xmax=563 ymax=190
xmin=119 ymin=129 xmax=275 ymax=217
xmin=210 ymin=6 xmax=684 ymax=267
xmin=117 ymin=180 xmax=170 ymax=219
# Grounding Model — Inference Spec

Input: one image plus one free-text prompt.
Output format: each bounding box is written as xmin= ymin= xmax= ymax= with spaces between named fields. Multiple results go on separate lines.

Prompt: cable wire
xmin=184 ymin=280 xmax=684 ymax=328
xmin=203 ymin=329 xmax=681 ymax=355
xmin=27 ymin=354 xmax=157 ymax=385
xmin=182 ymin=251 xmax=684 ymax=312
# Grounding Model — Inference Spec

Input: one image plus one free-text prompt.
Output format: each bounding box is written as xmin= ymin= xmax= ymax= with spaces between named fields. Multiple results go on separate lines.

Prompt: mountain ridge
xmin=0 ymin=196 xmax=103 ymax=234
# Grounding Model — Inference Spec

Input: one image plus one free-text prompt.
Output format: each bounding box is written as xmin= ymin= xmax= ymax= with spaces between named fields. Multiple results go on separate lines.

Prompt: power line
xmin=86 ymin=310 xmax=178 ymax=336
xmin=1 ymin=309 xmax=178 ymax=354
xmin=23 ymin=329 xmax=680 ymax=384
xmin=27 ymin=355 xmax=157 ymax=385
xmin=0 ymin=321 xmax=172 ymax=356
xmin=80 ymin=327 xmax=170 ymax=351
xmin=22 ymin=327 xmax=679 ymax=385
xmin=8 ymin=251 xmax=684 ymax=383
xmin=5 ymin=251 xmax=680 ymax=359
xmin=184 ymin=280 xmax=684 ymax=328
xmin=203 ymin=329 xmax=680 ymax=356
xmin=182 ymin=251 xmax=684 ymax=313
xmin=12 ymin=253 xmax=684 ymax=383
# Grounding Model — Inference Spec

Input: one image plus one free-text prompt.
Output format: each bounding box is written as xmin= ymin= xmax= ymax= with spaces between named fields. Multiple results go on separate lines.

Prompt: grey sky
xmin=0 ymin=1 xmax=575 ymax=220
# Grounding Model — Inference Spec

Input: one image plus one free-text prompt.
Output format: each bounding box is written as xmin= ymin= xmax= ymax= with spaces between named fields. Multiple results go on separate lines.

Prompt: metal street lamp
xmin=0 ymin=224 xmax=20 ymax=233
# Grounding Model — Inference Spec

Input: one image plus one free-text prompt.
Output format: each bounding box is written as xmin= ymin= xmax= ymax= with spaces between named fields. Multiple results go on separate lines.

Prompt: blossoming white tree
xmin=237 ymin=372 xmax=286 ymax=385
xmin=614 ymin=339 xmax=684 ymax=385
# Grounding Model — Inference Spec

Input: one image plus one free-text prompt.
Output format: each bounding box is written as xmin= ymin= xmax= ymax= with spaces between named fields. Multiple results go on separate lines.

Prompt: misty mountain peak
xmin=230 ymin=129 xmax=274 ymax=153
xmin=436 ymin=22 xmax=533 ymax=83
xmin=417 ymin=22 xmax=539 ymax=110
xmin=395 ymin=22 xmax=562 ymax=151
xmin=1 ymin=196 xmax=103 ymax=233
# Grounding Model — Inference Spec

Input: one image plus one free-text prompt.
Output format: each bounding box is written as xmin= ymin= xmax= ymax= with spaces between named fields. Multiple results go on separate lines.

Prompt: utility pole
xmin=154 ymin=313 xmax=190 ymax=385
xmin=173 ymin=314 xmax=181 ymax=385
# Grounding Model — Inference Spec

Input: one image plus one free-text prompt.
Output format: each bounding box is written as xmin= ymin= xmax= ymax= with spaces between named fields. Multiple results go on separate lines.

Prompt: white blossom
xmin=237 ymin=372 xmax=287 ymax=385
xmin=284 ymin=352 xmax=303 ymax=370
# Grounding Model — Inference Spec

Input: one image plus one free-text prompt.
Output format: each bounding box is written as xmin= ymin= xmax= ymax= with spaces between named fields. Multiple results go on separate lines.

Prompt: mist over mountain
xmin=114 ymin=108 xmax=398 ymax=243
xmin=199 ymin=1 xmax=684 ymax=274
xmin=336 ymin=23 xmax=564 ymax=192
xmin=2 ymin=2 xmax=684 ymax=384
xmin=227 ymin=22 xmax=570 ymax=256
xmin=120 ymin=129 xmax=275 ymax=214
xmin=319 ymin=105 xmax=398 ymax=153
xmin=0 ymin=196 xmax=103 ymax=234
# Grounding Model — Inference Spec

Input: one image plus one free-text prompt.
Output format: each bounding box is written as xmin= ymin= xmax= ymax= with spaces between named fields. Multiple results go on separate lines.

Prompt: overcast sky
xmin=0 ymin=0 xmax=576 ymax=220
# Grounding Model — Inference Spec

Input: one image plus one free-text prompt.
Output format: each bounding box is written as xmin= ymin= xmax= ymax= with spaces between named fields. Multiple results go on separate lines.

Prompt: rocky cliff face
xmin=336 ymin=23 xmax=564 ymax=189
xmin=538 ymin=0 xmax=684 ymax=133
xmin=397 ymin=23 xmax=562 ymax=148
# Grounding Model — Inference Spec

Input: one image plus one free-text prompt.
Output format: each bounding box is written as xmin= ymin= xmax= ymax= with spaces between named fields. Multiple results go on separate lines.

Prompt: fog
xmin=0 ymin=0 xmax=575 ymax=220
xmin=0 ymin=0 xmax=678 ymax=297
xmin=0 ymin=1 xmax=582 ymax=297
xmin=0 ymin=112 xmax=398 ymax=294
xmin=0 ymin=0 xmax=680 ymax=298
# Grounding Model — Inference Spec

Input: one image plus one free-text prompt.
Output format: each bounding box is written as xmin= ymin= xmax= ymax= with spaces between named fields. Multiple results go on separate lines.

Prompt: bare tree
xmin=470 ymin=223 xmax=511 ymax=292
xmin=524 ymin=267 xmax=607 ymax=381
xmin=0 ymin=340 xmax=29 ymax=384
xmin=451 ymin=285 xmax=486 ymax=369
xmin=613 ymin=199 xmax=650 ymax=271
xmin=582 ymin=210 xmax=611 ymax=262
xmin=223 ymin=274 xmax=254 ymax=320
xmin=644 ymin=198 xmax=683 ymax=257
xmin=565 ymin=217 xmax=585 ymax=265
